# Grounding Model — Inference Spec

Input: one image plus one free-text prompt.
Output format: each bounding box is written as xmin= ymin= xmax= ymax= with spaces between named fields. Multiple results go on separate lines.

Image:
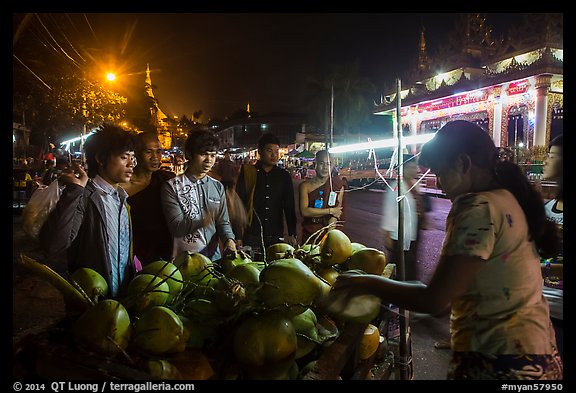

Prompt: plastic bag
xmin=21 ymin=180 xmax=62 ymax=241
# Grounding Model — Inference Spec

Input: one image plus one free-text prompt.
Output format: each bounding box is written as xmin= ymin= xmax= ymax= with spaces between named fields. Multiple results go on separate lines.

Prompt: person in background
xmin=235 ymin=132 xmax=297 ymax=259
xmin=41 ymin=158 xmax=63 ymax=186
xmin=328 ymin=120 xmax=562 ymax=379
xmin=541 ymin=134 xmax=563 ymax=362
xmin=381 ymin=154 xmax=426 ymax=282
xmin=298 ymin=149 xmax=346 ymax=243
xmin=120 ymin=132 xmax=176 ymax=267
xmin=217 ymin=149 xmax=238 ymax=190
xmin=39 ymin=124 xmax=138 ymax=298
xmin=161 ymin=130 xmax=236 ymax=261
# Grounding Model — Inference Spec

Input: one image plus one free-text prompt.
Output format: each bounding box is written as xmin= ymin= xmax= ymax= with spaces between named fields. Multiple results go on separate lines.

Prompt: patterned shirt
xmin=162 ymin=172 xmax=235 ymax=261
xmin=443 ymin=189 xmax=556 ymax=355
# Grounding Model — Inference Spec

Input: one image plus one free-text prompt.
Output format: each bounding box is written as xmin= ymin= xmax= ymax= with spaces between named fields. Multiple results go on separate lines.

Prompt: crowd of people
xmin=28 ymin=120 xmax=563 ymax=380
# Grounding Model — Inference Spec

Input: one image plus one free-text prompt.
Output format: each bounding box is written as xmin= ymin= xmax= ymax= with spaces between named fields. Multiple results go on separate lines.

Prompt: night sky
xmin=14 ymin=13 xmax=524 ymax=121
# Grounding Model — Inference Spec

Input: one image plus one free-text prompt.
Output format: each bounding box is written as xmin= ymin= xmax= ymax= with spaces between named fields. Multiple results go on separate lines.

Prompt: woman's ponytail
xmin=495 ymin=161 xmax=560 ymax=258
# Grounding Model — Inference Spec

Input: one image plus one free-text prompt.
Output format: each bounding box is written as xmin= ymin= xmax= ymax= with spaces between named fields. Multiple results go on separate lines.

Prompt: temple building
xmin=374 ymin=13 xmax=563 ymax=164
xmin=145 ymin=63 xmax=174 ymax=149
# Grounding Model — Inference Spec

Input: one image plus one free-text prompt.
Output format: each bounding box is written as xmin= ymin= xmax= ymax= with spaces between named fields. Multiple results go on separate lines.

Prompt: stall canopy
xmin=296 ymin=149 xmax=315 ymax=159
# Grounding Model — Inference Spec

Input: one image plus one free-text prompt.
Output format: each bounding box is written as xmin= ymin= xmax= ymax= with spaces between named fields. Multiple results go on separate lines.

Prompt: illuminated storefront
xmin=374 ymin=47 xmax=563 ymax=164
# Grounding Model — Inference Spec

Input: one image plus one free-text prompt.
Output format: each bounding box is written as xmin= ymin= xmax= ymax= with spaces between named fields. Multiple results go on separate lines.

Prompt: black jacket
xmin=39 ymin=181 xmax=136 ymax=296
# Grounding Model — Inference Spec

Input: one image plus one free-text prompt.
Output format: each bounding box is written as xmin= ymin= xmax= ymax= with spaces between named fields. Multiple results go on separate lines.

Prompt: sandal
xmin=434 ymin=339 xmax=451 ymax=350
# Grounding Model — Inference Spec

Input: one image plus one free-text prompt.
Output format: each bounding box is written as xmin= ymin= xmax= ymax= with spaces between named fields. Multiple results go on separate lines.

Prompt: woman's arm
xmin=331 ymin=253 xmax=485 ymax=314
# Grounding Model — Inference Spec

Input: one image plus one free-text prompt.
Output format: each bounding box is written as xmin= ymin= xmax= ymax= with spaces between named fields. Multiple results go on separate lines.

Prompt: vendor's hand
xmin=329 ymin=206 xmax=343 ymax=219
xmin=329 ymin=270 xmax=374 ymax=298
xmin=223 ymin=238 xmax=237 ymax=255
xmin=59 ymin=163 xmax=88 ymax=187
xmin=317 ymin=270 xmax=370 ymax=310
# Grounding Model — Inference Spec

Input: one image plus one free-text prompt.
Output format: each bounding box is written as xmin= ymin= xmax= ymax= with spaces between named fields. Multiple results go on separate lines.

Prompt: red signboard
xmin=506 ymin=79 xmax=530 ymax=96
xmin=417 ymin=90 xmax=488 ymax=113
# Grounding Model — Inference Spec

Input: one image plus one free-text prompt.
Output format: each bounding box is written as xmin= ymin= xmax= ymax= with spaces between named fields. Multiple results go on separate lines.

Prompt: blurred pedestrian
xmin=235 ymin=132 xmax=297 ymax=258
xmin=39 ymin=124 xmax=138 ymax=298
xmin=329 ymin=120 xmax=562 ymax=379
xmin=120 ymin=132 xmax=176 ymax=267
xmin=299 ymin=149 xmax=346 ymax=244
xmin=161 ymin=130 xmax=236 ymax=261
xmin=41 ymin=159 xmax=59 ymax=186
xmin=381 ymin=154 xmax=426 ymax=282
xmin=541 ymin=134 xmax=563 ymax=361
xmin=217 ymin=149 xmax=238 ymax=190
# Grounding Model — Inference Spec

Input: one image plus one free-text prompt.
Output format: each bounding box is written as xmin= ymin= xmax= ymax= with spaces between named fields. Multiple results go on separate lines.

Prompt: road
xmin=13 ymin=183 xmax=454 ymax=380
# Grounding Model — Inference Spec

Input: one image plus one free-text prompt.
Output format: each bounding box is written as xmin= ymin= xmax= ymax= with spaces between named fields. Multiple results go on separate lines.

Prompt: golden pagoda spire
xmin=417 ymin=22 xmax=430 ymax=74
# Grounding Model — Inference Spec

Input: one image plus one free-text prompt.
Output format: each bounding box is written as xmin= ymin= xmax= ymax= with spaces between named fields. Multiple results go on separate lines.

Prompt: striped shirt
xmin=92 ymin=175 xmax=131 ymax=297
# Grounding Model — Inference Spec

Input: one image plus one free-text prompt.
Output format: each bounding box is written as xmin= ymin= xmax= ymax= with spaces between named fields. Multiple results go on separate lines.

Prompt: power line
xmin=13 ymin=54 xmax=52 ymax=90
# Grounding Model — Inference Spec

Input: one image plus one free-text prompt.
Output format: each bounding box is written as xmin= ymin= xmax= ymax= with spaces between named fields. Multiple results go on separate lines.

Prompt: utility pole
xmin=395 ymin=77 xmax=413 ymax=380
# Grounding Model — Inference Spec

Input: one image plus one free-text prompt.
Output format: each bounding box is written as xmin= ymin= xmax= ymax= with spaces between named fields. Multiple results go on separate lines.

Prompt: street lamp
xmin=79 ymin=71 xmax=119 ymax=164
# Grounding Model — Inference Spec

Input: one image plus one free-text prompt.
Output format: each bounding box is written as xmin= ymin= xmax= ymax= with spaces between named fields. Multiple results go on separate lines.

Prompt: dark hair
xmin=315 ymin=149 xmax=331 ymax=161
xmin=420 ymin=120 xmax=559 ymax=259
xmin=258 ymin=132 xmax=281 ymax=151
xmin=548 ymin=134 xmax=563 ymax=201
xmin=84 ymin=123 xmax=136 ymax=178
xmin=184 ymin=130 xmax=219 ymax=160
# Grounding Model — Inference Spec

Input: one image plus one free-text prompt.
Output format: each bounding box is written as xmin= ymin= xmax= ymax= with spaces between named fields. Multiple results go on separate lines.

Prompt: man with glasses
xmin=40 ymin=124 xmax=138 ymax=299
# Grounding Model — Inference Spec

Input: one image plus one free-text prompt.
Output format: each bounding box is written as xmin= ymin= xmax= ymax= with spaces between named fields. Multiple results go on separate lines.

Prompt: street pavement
xmin=12 ymin=180 xmax=453 ymax=380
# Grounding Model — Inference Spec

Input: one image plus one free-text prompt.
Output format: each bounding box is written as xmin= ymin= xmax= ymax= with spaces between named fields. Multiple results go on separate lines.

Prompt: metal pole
xmin=330 ymin=81 xmax=334 ymax=146
xmin=395 ymin=77 xmax=412 ymax=380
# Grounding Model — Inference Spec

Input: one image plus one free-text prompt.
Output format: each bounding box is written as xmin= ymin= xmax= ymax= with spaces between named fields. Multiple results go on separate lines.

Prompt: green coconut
xmin=266 ymin=243 xmax=295 ymax=262
xmin=73 ymin=299 xmax=131 ymax=356
xmin=233 ymin=311 xmax=297 ymax=379
xmin=126 ymin=273 xmax=170 ymax=315
xmin=324 ymin=290 xmax=382 ymax=324
xmin=140 ymin=260 xmax=183 ymax=303
xmin=132 ymin=306 xmax=185 ymax=356
xmin=292 ymin=308 xmax=319 ymax=359
xmin=319 ymin=229 xmax=353 ymax=266
xmin=346 ymin=248 xmax=387 ymax=275
xmin=173 ymin=251 xmax=212 ymax=281
xmin=71 ymin=267 xmax=109 ymax=301
xmin=257 ymin=258 xmax=322 ymax=316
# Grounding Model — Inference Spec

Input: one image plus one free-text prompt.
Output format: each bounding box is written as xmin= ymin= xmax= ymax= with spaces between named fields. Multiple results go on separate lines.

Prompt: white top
xmin=542 ymin=198 xmax=563 ymax=321
xmin=381 ymin=180 xmax=419 ymax=251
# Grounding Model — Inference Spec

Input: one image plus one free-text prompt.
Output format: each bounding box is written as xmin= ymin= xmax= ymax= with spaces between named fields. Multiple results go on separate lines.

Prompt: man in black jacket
xmin=236 ymin=132 xmax=297 ymax=259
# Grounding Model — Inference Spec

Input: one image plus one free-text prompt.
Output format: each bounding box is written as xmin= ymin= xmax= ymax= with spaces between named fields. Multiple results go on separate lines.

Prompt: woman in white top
xmin=330 ymin=120 xmax=562 ymax=379
xmin=541 ymin=134 xmax=563 ymax=362
xmin=381 ymin=155 xmax=425 ymax=281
